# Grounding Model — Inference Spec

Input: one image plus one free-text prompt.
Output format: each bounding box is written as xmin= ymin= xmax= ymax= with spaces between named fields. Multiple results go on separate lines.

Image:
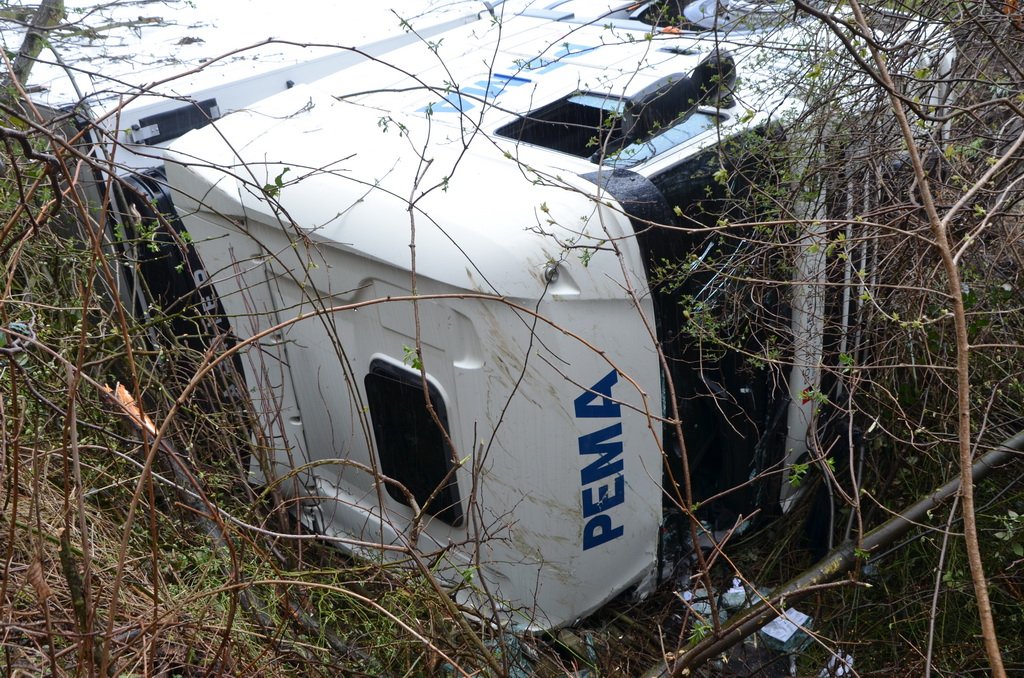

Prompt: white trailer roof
xmin=3 ymin=0 xmax=507 ymax=171
xmin=4 ymin=0 xmax=493 ymax=108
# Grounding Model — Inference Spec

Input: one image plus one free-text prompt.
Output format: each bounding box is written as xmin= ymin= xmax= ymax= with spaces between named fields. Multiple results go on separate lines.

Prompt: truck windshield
xmin=495 ymin=91 xmax=724 ymax=166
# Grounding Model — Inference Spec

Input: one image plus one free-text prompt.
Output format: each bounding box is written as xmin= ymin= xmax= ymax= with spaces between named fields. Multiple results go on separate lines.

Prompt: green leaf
xmin=402 ymin=345 xmax=423 ymax=371
xmin=789 ymin=462 xmax=809 ymax=487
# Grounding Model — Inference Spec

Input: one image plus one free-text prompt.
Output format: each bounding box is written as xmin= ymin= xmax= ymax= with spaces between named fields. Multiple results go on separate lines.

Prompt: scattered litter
xmin=720 ymin=577 xmax=747 ymax=610
xmin=668 ymin=578 xmax=820 ymax=676
xmin=818 ymin=651 xmax=855 ymax=677
xmin=759 ymin=608 xmax=813 ymax=654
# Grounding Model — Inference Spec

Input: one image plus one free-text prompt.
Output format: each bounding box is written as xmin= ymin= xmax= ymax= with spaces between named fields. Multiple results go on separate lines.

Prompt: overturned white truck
xmin=160 ymin=1 xmax=809 ymax=629
xmin=17 ymin=0 xmax=950 ymax=629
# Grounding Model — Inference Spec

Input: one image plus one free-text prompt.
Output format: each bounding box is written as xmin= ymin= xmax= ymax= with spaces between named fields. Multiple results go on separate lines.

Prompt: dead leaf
xmin=27 ymin=560 xmax=51 ymax=602
xmin=103 ymin=382 xmax=157 ymax=435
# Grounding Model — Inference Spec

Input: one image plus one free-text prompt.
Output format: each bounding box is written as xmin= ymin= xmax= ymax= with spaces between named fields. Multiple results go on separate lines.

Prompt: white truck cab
xmin=163 ymin=2 xmax=802 ymax=629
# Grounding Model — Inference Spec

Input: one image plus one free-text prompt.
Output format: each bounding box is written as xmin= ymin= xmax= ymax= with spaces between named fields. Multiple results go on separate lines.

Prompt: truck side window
xmin=364 ymin=359 xmax=464 ymax=527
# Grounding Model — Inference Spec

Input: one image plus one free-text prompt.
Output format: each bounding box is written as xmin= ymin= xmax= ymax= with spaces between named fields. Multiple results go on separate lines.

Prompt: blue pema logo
xmin=575 ymin=370 xmax=626 ymax=550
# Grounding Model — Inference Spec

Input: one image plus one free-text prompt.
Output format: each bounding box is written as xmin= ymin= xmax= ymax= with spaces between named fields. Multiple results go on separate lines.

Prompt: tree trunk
xmin=8 ymin=0 xmax=66 ymax=87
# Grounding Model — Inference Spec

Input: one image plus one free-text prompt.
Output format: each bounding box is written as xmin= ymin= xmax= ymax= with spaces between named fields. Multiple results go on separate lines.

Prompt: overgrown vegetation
xmin=2 ymin=0 xmax=1023 ymax=676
